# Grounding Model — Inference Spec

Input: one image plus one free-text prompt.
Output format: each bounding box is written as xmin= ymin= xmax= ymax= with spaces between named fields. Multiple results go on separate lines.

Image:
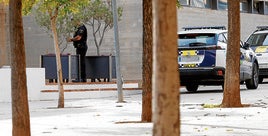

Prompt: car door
xmin=215 ymin=33 xmax=227 ymax=68
xmin=240 ymin=43 xmax=254 ymax=80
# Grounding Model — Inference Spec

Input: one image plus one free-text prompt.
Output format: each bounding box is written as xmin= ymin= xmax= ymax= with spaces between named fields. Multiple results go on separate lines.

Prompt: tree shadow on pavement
xmin=180 ymin=89 xmax=223 ymax=94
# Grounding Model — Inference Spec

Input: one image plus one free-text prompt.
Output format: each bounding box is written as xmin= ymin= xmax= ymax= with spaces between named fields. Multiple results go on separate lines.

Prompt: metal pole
xmin=78 ymin=55 xmax=81 ymax=81
xmin=112 ymin=0 xmax=124 ymax=102
xmin=109 ymin=55 xmax=112 ymax=82
xmin=68 ymin=55 xmax=71 ymax=83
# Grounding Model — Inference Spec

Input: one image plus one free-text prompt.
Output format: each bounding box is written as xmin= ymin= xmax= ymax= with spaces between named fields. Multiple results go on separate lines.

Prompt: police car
xmin=178 ymin=26 xmax=259 ymax=92
xmin=245 ymin=26 xmax=268 ymax=83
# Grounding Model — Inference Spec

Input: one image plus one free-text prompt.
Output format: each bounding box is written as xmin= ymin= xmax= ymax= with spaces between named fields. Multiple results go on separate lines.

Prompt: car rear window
xmin=247 ymin=33 xmax=268 ymax=46
xmin=178 ymin=33 xmax=217 ymax=47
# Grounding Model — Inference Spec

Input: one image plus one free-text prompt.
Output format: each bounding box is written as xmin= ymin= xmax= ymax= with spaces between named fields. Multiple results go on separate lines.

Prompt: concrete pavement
xmin=1 ymin=82 xmax=268 ymax=135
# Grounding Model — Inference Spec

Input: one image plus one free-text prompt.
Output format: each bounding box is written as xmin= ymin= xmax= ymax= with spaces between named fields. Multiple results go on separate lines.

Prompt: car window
xmin=247 ymin=33 xmax=268 ymax=46
xmin=223 ymin=32 xmax=228 ymax=40
xmin=263 ymin=35 xmax=268 ymax=45
xmin=218 ymin=33 xmax=227 ymax=43
xmin=178 ymin=33 xmax=217 ymax=47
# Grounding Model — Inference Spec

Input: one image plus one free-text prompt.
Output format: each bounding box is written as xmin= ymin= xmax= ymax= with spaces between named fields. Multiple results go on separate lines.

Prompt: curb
xmin=43 ymin=81 xmax=139 ymax=89
xmin=41 ymin=88 xmax=142 ymax=92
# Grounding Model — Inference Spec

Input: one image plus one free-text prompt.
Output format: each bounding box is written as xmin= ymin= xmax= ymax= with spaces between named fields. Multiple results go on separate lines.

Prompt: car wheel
xmin=186 ymin=84 xmax=198 ymax=92
xmin=259 ymin=77 xmax=264 ymax=84
xmin=246 ymin=62 xmax=259 ymax=89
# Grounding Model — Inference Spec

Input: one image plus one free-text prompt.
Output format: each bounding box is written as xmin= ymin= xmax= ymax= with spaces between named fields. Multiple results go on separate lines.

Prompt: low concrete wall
xmin=0 ymin=67 xmax=45 ymax=102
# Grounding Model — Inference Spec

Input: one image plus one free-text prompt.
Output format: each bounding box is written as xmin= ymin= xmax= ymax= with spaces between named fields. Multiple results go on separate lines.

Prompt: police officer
xmin=67 ymin=19 xmax=88 ymax=82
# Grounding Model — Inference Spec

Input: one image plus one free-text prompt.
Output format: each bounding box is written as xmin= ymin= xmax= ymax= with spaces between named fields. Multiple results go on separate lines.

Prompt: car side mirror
xmin=242 ymin=42 xmax=250 ymax=49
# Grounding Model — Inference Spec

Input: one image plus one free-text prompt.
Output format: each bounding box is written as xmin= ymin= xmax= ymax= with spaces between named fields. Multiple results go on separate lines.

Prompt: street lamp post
xmin=112 ymin=0 xmax=124 ymax=102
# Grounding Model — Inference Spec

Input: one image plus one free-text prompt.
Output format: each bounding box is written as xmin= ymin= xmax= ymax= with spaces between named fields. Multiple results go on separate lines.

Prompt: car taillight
xmin=207 ymin=45 xmax=222 ymax=50
xmin=217 ymin=70 xmax=223 ymax=76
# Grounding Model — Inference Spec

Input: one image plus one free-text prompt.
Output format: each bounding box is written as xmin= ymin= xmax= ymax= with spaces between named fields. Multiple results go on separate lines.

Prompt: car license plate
xmin=183 ymin=64 xmax=197 ymax=68
xmin=179 ymin=56 xmax=199 ymax=62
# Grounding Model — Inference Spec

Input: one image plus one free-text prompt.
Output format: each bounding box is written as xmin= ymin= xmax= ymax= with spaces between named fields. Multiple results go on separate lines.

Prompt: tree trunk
xmin=141 ymin=0 xmax=153 ymax=122
xmin=221 ymin=0 xmax=242 ymax=107
xmin=152 ymin=0 xmax=180 ymax=135
xmin=0 ymin=3 xmax=7 ymax=67
xmin=49 ymin=11 xmax=65 ymax=108
xmin=96 ymin=45 xmax=100 ymax=56
xmin=9 ymin=0 xmax=31 ymax=135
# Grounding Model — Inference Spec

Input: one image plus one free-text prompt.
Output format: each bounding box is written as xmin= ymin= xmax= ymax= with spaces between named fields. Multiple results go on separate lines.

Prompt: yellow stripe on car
xmin=255 ymin=46 xmax=268 ymax=53
xmin=181 ymin=50 xmax=197 ymax=56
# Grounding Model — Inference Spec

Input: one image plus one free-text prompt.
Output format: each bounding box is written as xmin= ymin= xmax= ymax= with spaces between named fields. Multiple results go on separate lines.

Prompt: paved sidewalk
xmin=181 ymin=103 xmax=268 ymax=136
xmin=180 ymin=85 xmax=268 ymax=136
xmin=1 ymin=87 xmax=268 ymax=135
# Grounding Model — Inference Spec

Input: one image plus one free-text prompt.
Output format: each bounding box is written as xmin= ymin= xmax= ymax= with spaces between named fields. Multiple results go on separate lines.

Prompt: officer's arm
xmin=71 ymin=35 xmax=82 ymax=41
xmin=68 ymin=27 xmax=85 ymax=42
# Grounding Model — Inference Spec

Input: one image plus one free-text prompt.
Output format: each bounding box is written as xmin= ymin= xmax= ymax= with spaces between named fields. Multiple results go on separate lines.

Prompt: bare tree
xmin=141 ymin=0 xmax=152 ymax=122
xmin=9 ymin=0 xmax=31 ymax=135
xmin=152 ymin=0 xmax=180 ymax=135
xmin=221 ymin=0 xmax=242 ymax=107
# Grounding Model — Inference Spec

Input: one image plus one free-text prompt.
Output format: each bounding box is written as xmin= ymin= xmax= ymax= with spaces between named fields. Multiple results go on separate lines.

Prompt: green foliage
xmin=35 ymin=0 xmax=88 ymax=17
xmin=32 ymin=0 xmax=123 ymax=55
xmin=32 ymin=7 xmax=74 ymax=52
xmin=0 ymin=0 xmax=37 ymax=15
xmin=22 ymin=0 xmax=38 ymax=15
xmin=32 ymin=0 xmax=89 ymax=52
xmin=79 ymin=0 xmax=123 ymax=28
xmin=176 ymin=0 xmax=181 ymax=9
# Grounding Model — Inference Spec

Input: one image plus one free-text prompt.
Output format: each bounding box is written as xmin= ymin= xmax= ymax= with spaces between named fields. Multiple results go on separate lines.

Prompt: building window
xmin=265 ymin=2 xmax=268 ymax=14
xmin=204 ymin=0 xmax=212 ymax=8
xmin=179 ymin=0 xmax=268 ymax=16
xmin=180 ymin=0 xmax=212 ymax=9
xmin=191 ymin=0 xmax=212 ymax=8
xmin=240 ymin=0 xmax=248 ymax=13
xmin=180 ymin=0 xmax=190 ymax=6
xmin=218 ymin=0 xmax=227 ymax=10
xmin=191 ymin=0 xmax=205 ymax=8
xmin=253 ymin=1 xmax=261 ymax=14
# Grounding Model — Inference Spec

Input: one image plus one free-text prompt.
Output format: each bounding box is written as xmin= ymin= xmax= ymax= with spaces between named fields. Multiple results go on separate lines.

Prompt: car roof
xmin=251 ymin=26 xmax=268 ymax=34
xmin=178 ymin=26 xmax=227 ymax=34
xmin=253 ymin=30 xmax=268 ymax=34
xmin=178 ymin=29 xmax=227 ymax=35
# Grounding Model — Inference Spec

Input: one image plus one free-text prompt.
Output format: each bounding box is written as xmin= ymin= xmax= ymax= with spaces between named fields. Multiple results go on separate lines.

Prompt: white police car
xmin=178 ymin=26 xmax=259 ymax=92
xmin=245 ymin=26 xmax=268 ymax=83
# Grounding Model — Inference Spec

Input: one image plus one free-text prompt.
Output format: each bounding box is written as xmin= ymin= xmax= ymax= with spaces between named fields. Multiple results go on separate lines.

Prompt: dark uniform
xmin=73 ymin=24 xmax=88 ymax=82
